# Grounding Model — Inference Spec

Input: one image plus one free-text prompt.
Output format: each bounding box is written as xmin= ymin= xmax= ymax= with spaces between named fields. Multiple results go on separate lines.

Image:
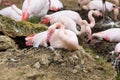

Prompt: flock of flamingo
xmin=0 ymin=0 xmax=120 ymax=54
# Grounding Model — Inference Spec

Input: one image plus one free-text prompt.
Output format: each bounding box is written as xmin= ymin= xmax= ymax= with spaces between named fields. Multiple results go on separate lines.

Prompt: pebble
xmin=33 ymin=62 xmax=41 ymax=69
xmin=72 ymin=69 xmax=78 ymax=74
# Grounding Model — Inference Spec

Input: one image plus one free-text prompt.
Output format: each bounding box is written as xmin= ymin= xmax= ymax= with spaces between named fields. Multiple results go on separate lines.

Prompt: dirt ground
xmin=0 ymin=0 xmax=119 ymax=80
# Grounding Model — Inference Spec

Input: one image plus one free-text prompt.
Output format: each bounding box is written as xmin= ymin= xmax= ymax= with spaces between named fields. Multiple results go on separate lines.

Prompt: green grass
xmin=116 ymin=73 xmax=120 ymax=80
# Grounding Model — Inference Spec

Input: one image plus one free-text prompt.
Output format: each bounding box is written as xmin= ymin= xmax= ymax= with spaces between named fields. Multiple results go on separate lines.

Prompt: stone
xmin=0 ymin=35 xmax=16 ymax=50
xmin=33 ymin=62 xmax=41 ymax=69
xmin=0 ymin=15 xmax=47 ymax=38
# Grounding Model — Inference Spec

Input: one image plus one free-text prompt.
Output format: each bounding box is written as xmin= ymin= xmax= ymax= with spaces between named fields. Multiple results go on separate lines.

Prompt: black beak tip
xmin=78 ymin=3 xmax=80 ymax=7
xmin=86 ymin=39 xmax=91 ymax=44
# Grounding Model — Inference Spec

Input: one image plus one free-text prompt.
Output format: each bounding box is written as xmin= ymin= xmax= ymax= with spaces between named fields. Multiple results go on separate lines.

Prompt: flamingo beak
xmin=91 ymin=36 xmax=103 ymax=44
xmin=41 ymin=18 xmax=50 ymax=24
xmin=99 ymin=13 xmax=103 ymax=17
xmin=22 ymin=11 xmax=29 ymax=21
xmin=25 ymin=41 xmax=33 ymax=46
xmin=25 ymin=34 xmax=36 ymax=46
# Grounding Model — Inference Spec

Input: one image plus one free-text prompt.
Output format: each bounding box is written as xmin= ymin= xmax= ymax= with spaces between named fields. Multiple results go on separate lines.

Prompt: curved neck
xmin=88 ymin=10 xmax=95 ymax=28
xmin=49 ymin=0 xmax=51 ymax=7
xmin=46 ymin=23 xmax=64 ymax=44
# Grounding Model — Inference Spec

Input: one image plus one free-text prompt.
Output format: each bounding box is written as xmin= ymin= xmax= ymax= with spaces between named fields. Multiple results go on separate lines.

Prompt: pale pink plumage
xmin=50 ymin=0 xmax=63 ymax=11
xmin=25 ymin=23 xmax=79 ymax=50
xmin=92 ymin=28 xmax=120 ymax=42
xmin=42 ymin=15 xmax=81 ymax=35
xmin=42 ymin=10 xmax=82 ymax=26
xmin=22 ymin=0 xmax=49 ymax=20
xmin=115 ymin=42 xmax=120 ymax=53
xmin=0 ymin=4 xmax=22 ymax=21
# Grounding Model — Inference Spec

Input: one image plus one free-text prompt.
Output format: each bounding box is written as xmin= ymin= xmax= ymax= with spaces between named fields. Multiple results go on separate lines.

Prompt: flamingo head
xmin=93 ymin=10 xmax=103 ymax=17
xmin=50 ymin=6 xmax=60 ymax=11
xmin=91 ymin=33 xmax=103 ymax=44
xmin=22 ymin=11 xmax=30 ymax=21
xmin=25 ymin=34 xmax=36 ymax=46
xmin=48 ymin=24 xmax=56 ymax=34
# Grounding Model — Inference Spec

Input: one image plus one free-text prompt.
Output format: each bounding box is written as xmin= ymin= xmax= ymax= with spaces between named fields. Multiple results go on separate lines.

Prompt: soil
xmin=0 ymin=0 xmax=118 ymax=80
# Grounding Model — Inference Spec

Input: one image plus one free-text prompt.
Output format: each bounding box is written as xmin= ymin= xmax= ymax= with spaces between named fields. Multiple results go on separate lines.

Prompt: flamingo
xmin=41 ymin=10 xmax=83 ymax=27
xmin=78 ymin=0 xmax=114 ymax=11
xmin=50 ymin=0 xmax=63 ymax=11
xmin=41 ymin=10 xmax=102 ymax=28
xmin=41 ymin=10 xmax=102 ymax=39
xmin=111 ymin=0 xmax=119 ymax=20
xmin=78 ymin=0 xmax=119 ymax=20
xmin=22 ymin=0 xmax=50 ymax=21
xmin=0 ymin=4 xmax=22 ymax=21
xmin=92 ymin=28 xmax=120 ymax=43
xmin=25 ymin=23 xmax=80 ymax=50
xmin=77 ymin=0 xmax=91 ymax=9
xmin=87 ymin=10 xmax=103 ymax=28
xmin=41 ymin=15 xmax=81 ymax=35
xmin=109 ymin=42 xmax=120 ymax=59
xmin=115 ymin=42 xmax=120 ymax=54
xmin=112 ymin=0 xmax=119 ymax=7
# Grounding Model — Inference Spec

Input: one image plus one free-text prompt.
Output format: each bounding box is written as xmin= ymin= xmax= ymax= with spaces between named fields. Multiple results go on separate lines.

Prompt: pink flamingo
xmin=112 ymin=0 xmax=119 ymax=6
xmin=50 ymin=0 xmax=63 ymax=11
xmin=0 ymin=4 xmax=22 ymax=21
xmin=25 ymin=23 xmax=80 ymax=50
xmin=92 ymin=28 xmax=120 ymax=43
xmin=78 ymin=0 xmax=119 ymax=20
xmin=87 ymin=10 xmax=103 ymax=28
xmin=22 ymin=0 xmax=50 ymax=21
xmin=115 ymin=42 xmax=120 ymax=54
xmin=41 ymin=10 xmax=83 ymax=27
xmin=41 ymin=10 xmax=102 ymax=40
xmin=41 ymin=15 xmax=82 ymax=35
xmin=77 ymin=0 xmax=91 ymax=9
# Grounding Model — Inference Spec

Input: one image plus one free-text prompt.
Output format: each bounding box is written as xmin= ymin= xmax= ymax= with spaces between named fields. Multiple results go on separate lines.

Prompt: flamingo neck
xmin=22 ymin=0 xmax=30 ymax=21
xmin=22 ymin=10 xmax=30 ymax=21
xmin=46 ymin=30 xmax=53 ymax=46
xmin=79 ymin=20 xmax=88 ymax=34
xmin=49 ymin=0 xmax=51 ymax=7
xmin=88 ymin=11 xmax=95 ymax=28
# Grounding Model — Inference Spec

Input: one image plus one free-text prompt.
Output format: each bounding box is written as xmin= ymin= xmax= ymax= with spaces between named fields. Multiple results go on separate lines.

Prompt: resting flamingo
xmin=41 ymin=10 xmax=83 ymax=27
xmin=0 ymin=4 xmax=22 ymax=21
xmin=41 ymin=15 xmax=81 ymax=35
xmin=25 ymin=23 xmax=80 ymax=50
xmin=41 ymin=10 xmax=102 ymax=40
xmin=92 ymin=28 xmax=120 ymax=43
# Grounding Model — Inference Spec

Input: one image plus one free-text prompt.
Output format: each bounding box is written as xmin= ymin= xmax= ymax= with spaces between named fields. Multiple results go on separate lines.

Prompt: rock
xmin=72 ymin=69 xmax=78 ymax=74
xmin=0 ymin=15 xmax=47 ymax=38
xmin=0 ymin=35 xmax=17 ymax=50
xmin=82 ymin=68 xmax=88 ymax=73
xmin=61 ymin=0 xmax=80 ymax=10
xmin=95 ymin=55 xmax=100 ymax=59
xmin=33 ymin=62 xmax=41 ymax=69
xmin=40 ymin=54 xmax=50 ymax=66
xmin=80 ymin=60 xmax=85 ymax=65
